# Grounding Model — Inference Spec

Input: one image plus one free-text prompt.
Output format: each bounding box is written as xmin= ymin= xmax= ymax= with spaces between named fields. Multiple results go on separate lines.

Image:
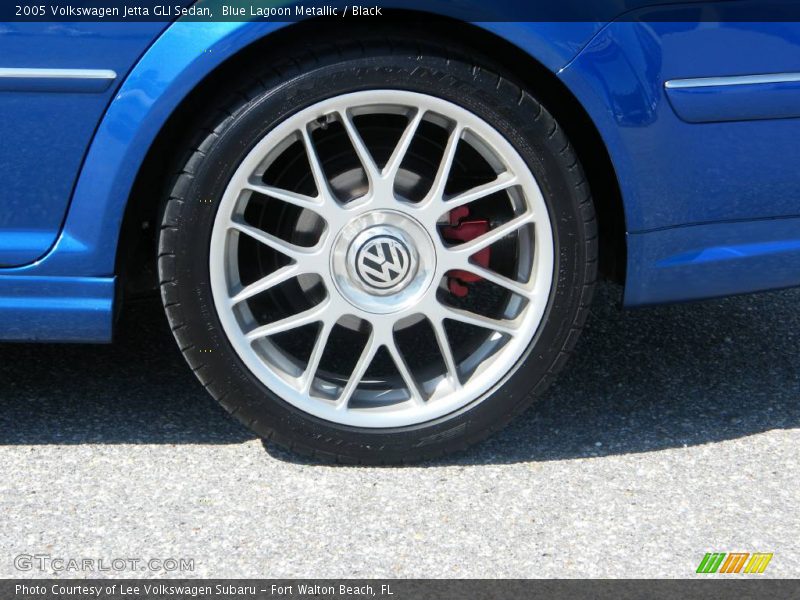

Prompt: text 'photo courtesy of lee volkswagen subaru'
xmin=2 ymin=12 xmax=800 ymax=464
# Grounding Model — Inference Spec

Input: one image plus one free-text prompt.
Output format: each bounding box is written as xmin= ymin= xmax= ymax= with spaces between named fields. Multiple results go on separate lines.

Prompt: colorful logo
xmin=696 ymin=552 xmax=773 ymax=574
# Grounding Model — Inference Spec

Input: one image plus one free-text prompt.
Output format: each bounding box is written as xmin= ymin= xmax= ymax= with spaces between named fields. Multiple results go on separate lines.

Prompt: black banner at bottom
xmin=4 ymin=580 xmax=800 ymax=600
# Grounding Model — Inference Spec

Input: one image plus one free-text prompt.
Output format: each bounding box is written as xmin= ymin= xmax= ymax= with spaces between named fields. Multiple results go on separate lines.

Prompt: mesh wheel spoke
xmin=230 ymin=265 xmax=302 ymax=306
xmin=431 ymin=318 xmax=461 ymax=390
xmin=438 ymin=304 xmax=519 ymax=336
xmin=229 ymin=220 xmax=321 ymax=264
xmin=387 ymin=339 xmax=426 ymax=405
xmin=383 ymin=109 xmax=424 ymax=182
xmin=442 ymin=172 xmax=517 ymax=211
xmin=246 ymin=301 xmax=331 ymax=341
xmin=300 ymin=127 xmax=335 ymax=201
xmin=445 ymin=211 xmax=534 ymax=257
xmin=452 ymin=263 xmax=534 ymax=299
xmin=425 ymin=124 xmax=464 ymax=203
xmin=336 ymin=333 xmax=380 ymax=410
xmin=339 ymin=110 xmax=381 ymax=183
xmin=244 ymin=182 xmax=324 ymax=211
xmin=301 ymin=320 xmax=335 ymax=394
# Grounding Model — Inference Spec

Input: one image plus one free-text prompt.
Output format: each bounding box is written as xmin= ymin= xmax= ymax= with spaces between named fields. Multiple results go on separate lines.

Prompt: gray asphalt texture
xmin=1 ymin=282 xmax=798 ymax=578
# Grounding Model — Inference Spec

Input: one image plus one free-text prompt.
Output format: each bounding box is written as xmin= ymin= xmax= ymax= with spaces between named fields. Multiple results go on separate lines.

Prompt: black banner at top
xmin=4 ymin=0 xmax=800 ymax=22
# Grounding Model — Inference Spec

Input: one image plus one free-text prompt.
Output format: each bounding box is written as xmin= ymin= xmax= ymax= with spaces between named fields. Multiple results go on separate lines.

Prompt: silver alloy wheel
xmin=209 ymin=90 xmax=554 ymax=428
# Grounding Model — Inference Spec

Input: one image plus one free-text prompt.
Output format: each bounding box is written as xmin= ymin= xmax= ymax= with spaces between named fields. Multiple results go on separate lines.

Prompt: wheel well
xmin=116 ymin=16 xmax=626 ymax=302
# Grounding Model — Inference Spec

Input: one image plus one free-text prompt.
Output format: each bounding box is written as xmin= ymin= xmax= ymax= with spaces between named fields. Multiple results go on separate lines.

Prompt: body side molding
xmin=0 ymin=68 xmax=117 ymax=93
xmin=665 ymin=72 xmax=800 ymax=123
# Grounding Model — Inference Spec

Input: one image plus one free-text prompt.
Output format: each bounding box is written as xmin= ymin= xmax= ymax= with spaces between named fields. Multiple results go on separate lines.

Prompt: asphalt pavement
xmin=1 ymin=282 xmax=798 ymax=578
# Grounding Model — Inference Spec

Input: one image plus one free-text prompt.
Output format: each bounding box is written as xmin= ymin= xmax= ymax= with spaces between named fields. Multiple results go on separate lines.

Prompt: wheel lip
xmin=208 ymin=89 xmax=555 ymax=429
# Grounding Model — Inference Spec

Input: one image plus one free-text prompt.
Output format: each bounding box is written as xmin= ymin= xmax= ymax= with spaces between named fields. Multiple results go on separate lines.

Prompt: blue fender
xmin=7 ymin=18 xmax=602 ymax=279
xmin=0 ymin=16 xmax=602 ymax=341
xmin=559 ymin=9 xmax=800 ymax=306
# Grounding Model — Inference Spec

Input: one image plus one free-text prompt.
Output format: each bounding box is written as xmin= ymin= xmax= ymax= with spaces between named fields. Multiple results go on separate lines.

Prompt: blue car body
xmin=2 ymin=4 xmax=800 ymax=342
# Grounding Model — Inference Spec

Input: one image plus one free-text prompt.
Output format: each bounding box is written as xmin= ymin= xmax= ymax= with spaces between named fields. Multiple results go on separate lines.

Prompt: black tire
xmin=158 ymin=38 xmax=597 ymax=464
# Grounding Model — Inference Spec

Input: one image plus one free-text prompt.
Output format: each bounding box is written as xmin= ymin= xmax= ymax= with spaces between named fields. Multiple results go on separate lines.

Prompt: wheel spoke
xmin=339 ymin=111 xmax=381 ymax=182
xmin=335 ymin=333 xmax=379 ymax=409
xmin=439 ymin=304 xmax=519 ymax=336
xmin=446 ymin=211 xmax=533 ymax=256
xmin=443 ymin=172 xmax=517 ymax=211
xmin=229 ymin=220 xmax=320 ymax=263
xmin=230 ymin=264 xmax=300 ymax=305
xmin=387 ymin=339 xmax=426 ymax=405
xmin=301 ymin=320 xmax=335 ymax=394
xmin=383 ymin=109 xmax=424 ymax=181
xmin=452 ymin=263 xmax=534 ymax=298
xmin=426 ymin=124 xmax=463 ymax=202
xmin=430 ymin=318 xmax=461 ymax=389
xmin=244 ymin=182 xmax=323 ymax=211
xmin=300 ymin=127 xmax=333 ymax=200
xmin=246 ymin=300 xmax=330 ymax=341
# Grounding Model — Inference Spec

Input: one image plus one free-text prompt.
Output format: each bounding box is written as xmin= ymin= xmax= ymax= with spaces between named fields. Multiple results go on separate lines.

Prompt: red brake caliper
xmin=441 ymin=206 xmax=491 ymax=298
